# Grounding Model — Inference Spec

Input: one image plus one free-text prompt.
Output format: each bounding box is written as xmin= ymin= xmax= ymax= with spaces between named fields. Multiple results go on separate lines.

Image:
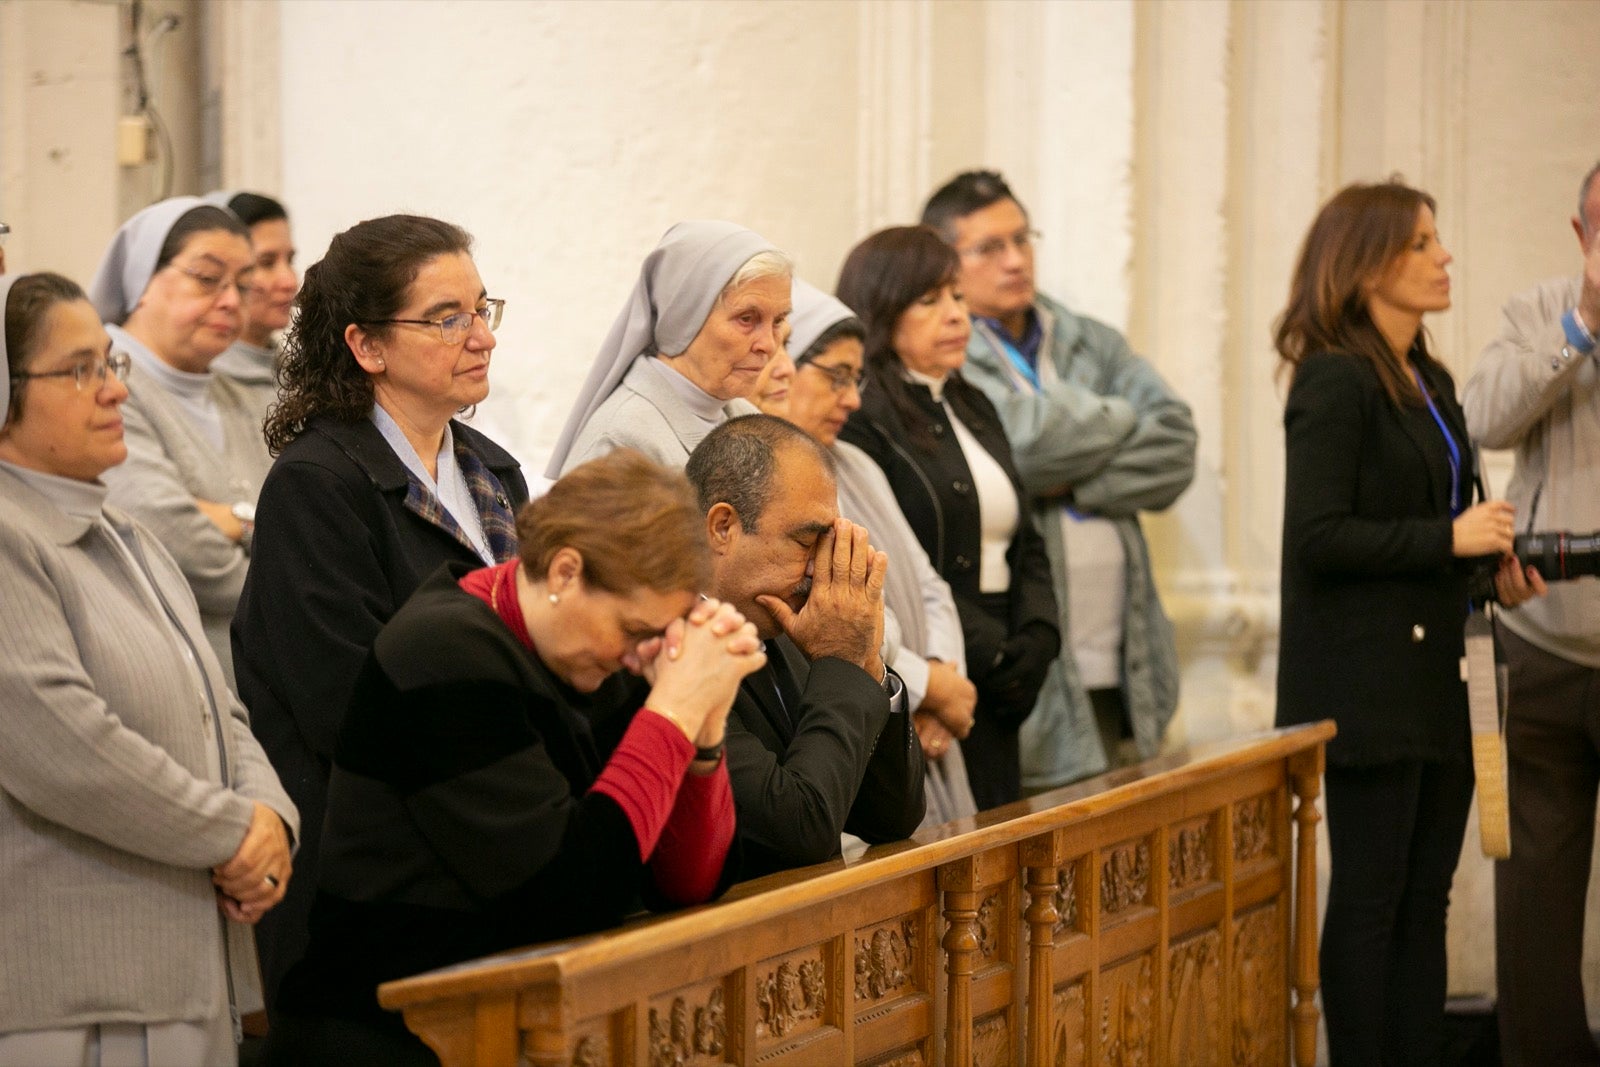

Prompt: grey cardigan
xmin=561 ymin=357 xmax=757 ymax=474
xmin=101 ymin=344 xmax=274 ymax=688
xmin=0 ymin=464 xmax=298 ymax=1033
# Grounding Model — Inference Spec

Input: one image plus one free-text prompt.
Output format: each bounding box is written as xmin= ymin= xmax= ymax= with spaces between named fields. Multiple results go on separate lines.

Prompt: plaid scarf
xmin=400 ymin=437 xmax=519 ymax=562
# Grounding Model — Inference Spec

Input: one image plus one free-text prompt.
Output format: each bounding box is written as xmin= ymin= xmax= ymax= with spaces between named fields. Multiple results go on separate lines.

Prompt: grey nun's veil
xmin=544 ymin=219 xmax=780 ymax=478
xmin=0 ymin=274 xmax=18 ymax=427
xmin=87 ymin=195 xmax=205 ymax=327
xmin=785 ymin=278 xmax=856 ymax=364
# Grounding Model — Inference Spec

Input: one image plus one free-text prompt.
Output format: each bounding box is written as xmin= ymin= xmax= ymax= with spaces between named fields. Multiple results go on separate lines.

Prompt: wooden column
xmin=939 ymin=857 xmax=981 ymax=1067
xmin=1021 ymin=832 xmax=1065 ymax=1066
xmin=1288 ymin=746 xmax=1325 ymax=1067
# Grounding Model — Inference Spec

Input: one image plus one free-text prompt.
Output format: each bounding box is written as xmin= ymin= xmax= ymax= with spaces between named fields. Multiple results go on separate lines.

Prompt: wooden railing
xmin=380 ymin=722 xmax=1333 ymax=1067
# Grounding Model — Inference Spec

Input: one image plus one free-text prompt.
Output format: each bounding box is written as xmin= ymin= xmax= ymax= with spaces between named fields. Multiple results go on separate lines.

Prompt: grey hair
xmin=685 ymin=413 xmax=834 ymax=532
xmin=1580 ymin=159 xmax=1600 ymax=234
xmin=720 ymin=249 xmax=793 ymax=300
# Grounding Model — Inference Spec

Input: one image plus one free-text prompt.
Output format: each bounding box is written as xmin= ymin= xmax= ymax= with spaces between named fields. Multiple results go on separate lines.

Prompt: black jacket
xmin=726 ymin=636 xmax=924 ymax=880
xmin=839 ymin=377 xmax=1058 ymax=685
xmin=1276 ymin=349 xmax=1475 ymax=766
xmin=232 ymin=414 xmax=527 ymax=1004
xmin=839 ymin=375 xmax=1059 ymax=809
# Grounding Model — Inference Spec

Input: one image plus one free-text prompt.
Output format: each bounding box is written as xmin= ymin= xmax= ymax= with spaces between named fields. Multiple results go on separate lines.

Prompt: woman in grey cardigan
xmin=0 ymin=271 xmax=298 ymax=1065
xmin=546 ymin=220 xmax=795 ymax=476
xmin=87 ymin=197 xmax=276 ymax=688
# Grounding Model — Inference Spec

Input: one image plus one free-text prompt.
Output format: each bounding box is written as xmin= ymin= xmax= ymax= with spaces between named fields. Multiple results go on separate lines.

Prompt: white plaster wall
xmin=277 ymin=0 xmax=932 ymax=473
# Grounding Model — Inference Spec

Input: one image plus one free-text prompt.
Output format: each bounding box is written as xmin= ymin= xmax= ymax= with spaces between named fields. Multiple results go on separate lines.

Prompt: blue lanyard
xmin=990 ymin=329 xmax=1042 ymax=392
xmin=1411 ymin=365 xmax=1464 ymax=516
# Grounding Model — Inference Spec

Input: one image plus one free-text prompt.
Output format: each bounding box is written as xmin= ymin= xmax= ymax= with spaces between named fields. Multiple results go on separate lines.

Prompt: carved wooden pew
xmin=379 ymin=722 xmax=1332 ymax=1066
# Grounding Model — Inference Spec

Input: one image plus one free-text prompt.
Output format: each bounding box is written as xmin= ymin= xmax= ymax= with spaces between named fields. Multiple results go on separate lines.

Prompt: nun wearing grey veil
xmin=87 ymin=196 xmax=274 ymax=688
xmin=0 ymin=270 xmax=298 ymax=1067
xmin=547 ymin=220 xmax=794 ymax=477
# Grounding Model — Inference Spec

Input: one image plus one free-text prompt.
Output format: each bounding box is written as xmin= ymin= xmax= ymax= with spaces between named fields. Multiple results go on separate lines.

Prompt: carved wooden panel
xmin=645 ymin=981 xmax=728 ymax=1067
xmin=1100 ymin=838 xmax=1153 ymax=916
xmin=865 ymin=1044 xmax=926 ymax=1067
xmin=1051 ymin=981 xmax=1087 ymax=1067
xmin=1168 ymin=816 xmax=1216 ymax=892
xmin=1167 ymin=928 xmax=1222 ymax=1065
xmin=1233 ymin=793 xmax=1275 ymax=864
xmin=1099 ymin=953 xmax=1155 ymax=1067
xmin=754 ymin=947 xmax=830 ymax=1044
xmin=854 ymin=914 xmax=921 ymax=1007
xmin=567 ymin=1030 xmax=608 ymax=1067
xmin=1054 ymin=862 xmax=1081 ymax=938
xmin=975 ymin=892 xmax=1002 ymax=964
xmin=1233 ymin=902 xmax=1285 ymax=1066
xmin=972 ymin=1011 xmax=1011 ymax=1067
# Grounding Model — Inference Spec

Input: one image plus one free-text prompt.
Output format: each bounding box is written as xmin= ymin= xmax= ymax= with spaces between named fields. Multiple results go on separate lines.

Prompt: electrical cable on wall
xmin=123 ymin=0 xmax=179 ymax=201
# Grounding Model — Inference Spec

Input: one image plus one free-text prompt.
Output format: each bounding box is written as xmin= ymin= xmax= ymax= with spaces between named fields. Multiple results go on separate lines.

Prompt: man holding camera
xmin=1463 ymin=160 xmax=1600 ymax=1067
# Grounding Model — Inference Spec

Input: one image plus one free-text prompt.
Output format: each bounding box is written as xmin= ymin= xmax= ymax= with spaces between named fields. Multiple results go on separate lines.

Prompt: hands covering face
xmin=756 ymin=518 xmax=888 ymax=682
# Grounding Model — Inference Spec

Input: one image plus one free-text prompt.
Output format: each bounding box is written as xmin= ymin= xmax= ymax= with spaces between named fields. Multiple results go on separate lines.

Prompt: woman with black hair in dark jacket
xmin=837 ymin=225 xmax=1059 ymax=810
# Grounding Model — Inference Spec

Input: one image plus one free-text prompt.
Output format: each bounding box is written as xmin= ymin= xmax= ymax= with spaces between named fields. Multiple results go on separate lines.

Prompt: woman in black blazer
xmin=837 ymin=226 xmax=1059 ymax=810
xmin=1274 ymin=181 xmax=1537 ymax=1066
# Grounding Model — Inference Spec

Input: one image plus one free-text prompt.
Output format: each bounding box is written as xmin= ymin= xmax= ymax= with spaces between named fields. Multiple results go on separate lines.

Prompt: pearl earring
xmin=375 ymin=358 xmax=385 ymax=368
xmin=548 ymin=593 xmax=559 ymax=605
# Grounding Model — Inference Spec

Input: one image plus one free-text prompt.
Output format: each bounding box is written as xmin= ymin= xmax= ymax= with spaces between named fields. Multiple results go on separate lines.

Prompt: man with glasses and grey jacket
xmin=921 ymin=170 xmax=1196 ymax=794
xmin=1462 ymin=159 xmax=1600 ymax=1067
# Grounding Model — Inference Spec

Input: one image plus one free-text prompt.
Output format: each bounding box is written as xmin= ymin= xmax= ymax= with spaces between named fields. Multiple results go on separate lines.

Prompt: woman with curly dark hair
xmin=837 ymin=226 xmax=1058 ymax=809
xmin=232 ymin=214 xmax=528 ymax=1012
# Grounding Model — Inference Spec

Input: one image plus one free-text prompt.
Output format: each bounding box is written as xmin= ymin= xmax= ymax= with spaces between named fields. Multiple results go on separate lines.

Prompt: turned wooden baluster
xmin=1023 ymin=860 xmax=1061 ymax=1067
xmin=1289 ymin=748 xmax=1325 ymax=1067
xmin=940 ymin=857 xmax=981 ymax=1067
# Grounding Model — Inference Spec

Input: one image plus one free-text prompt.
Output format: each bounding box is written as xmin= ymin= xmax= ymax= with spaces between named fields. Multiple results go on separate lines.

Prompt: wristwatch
xmin=231 ymin=501 xmax=256 ymax=554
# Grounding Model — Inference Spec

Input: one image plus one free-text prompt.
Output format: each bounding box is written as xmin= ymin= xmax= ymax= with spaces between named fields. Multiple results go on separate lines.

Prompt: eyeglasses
xmin=800 ymin=360 xmax=868 ymax=394
xmin=958 ymin=229 xmax=1040 ymax=263
xmin=369 ymin=299 xmax=505 ymax=344
xmin=170 ymin=263 xmax=255 ymax=302
xmin=10 ymin=349 xmax=132 ymax=391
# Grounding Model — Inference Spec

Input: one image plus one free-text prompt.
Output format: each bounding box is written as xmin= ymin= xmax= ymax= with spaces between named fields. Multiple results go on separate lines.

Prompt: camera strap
xmin=1463 ymin=608 xmax=1511 ymax=858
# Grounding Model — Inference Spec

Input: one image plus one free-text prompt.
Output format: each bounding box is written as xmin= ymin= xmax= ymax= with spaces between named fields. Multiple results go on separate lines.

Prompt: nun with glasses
xmin=0 ymin=270 xmax=298 ymax=1066
xmin=750 ymin=279 xmax=979 ymax=828
xmin=546 ymin=220 xmax=795 ymax=476
xmin=88 ymin=196 xmax=276 ymax=688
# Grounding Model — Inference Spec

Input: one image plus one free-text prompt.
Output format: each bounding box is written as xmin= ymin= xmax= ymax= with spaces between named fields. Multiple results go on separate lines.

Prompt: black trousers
xmin=1495 ymin=626 xmax=1600 ymax=1067
xmin=1321 ymin=757 xmax=1474 ymax=1067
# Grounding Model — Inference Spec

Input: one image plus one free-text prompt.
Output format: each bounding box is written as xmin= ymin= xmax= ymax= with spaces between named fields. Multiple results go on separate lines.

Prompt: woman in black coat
xmin=1274 ymin=181 xmax=1537 ymax=1066
xmin=232 ymin=215 xmax=529 ymax=1010
xmin=837 ymin=226 xmax=1059 ymax=810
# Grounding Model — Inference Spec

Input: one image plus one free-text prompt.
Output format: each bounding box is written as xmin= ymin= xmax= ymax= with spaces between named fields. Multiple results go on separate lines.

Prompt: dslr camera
xmin=1468 ymin=530 xmax=1600 ymax=604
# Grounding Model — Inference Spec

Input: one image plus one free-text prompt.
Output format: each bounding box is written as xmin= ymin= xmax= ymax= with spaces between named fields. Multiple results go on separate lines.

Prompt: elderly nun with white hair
xmin=88 ymin=196 xmax=274 ymax=687
xmin=547 ymin=220 xmax=795 ymax=476
xmin=0 ymin=269 xmax=298 ymax=1066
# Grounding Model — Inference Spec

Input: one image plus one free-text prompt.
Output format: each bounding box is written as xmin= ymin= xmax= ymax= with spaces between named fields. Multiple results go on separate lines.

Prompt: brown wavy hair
xmin=836 ymin=225 xmax=998 ymax=452
xmin=1274 ymin=180 xmax=1440 ymax=406
xmin=517 ymin=449 xmax=711 ymax=596
xmin=264 ymin=215 xmax=472 ymax=454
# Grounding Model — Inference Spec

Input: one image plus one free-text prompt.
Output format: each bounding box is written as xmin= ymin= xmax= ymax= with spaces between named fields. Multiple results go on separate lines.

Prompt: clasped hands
xmin=213 ymin=801 xmax=291 ymax=924
xmin=637 ymin=598 xmax=765 ymax=752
